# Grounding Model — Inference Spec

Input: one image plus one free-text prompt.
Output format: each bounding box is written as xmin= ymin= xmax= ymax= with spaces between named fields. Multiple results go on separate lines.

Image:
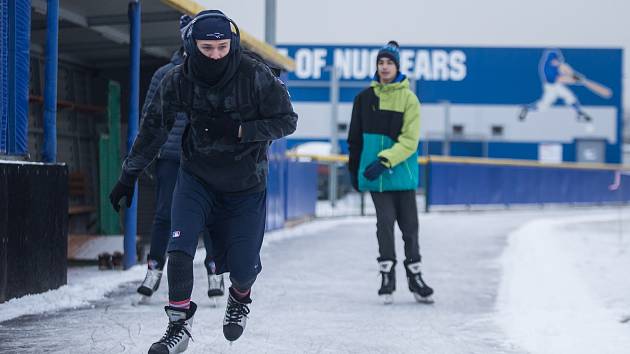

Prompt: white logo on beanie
xmin=206 ymin=32 xmax=225 ymax=39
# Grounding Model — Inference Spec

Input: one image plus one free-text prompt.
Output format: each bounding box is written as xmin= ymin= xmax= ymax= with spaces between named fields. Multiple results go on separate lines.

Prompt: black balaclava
xmin=185 ymin=10 xmax=241 ymax=88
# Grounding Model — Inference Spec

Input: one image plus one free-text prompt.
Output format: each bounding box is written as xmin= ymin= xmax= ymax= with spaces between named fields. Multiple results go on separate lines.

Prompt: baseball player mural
xmin=519 ymin=48 xmax=612 ymax=123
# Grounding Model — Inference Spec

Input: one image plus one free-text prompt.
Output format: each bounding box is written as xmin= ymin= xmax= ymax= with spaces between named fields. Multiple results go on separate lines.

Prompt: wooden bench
xmin=68 ymin=171 xmax=96 ymax=215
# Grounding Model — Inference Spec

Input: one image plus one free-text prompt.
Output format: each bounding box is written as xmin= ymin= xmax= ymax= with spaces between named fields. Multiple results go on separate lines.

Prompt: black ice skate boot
xmin=404 ymin=260 xmax=434 ymax=303
xmin=149 ymin=301 xmax=197 ymax=354
xmin=137 ymin=258 xmax=163 ymax=297
xmin=223 ymin=287 xmax=252 ymax=342
xmin=378 ymin=260 xmax=396 ymax=304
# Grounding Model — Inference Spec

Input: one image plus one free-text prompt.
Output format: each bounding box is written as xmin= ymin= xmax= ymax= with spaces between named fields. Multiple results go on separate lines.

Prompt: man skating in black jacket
xmin=109 ymin=10 xmax=297 ymax=352
xmin=135 ymin=14 xmax=225 ymax=306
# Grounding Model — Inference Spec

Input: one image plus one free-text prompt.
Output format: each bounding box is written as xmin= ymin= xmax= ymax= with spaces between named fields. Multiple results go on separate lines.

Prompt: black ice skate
xmin=149 ymin=302 xmax=197 ymax=354
xmin=378 ymin=260 xmax=396 ymax=305
xmin=137 ymin=267 xmax=163 ymax=297
xmin=207 ymin=273 xmax=225 ymax=306
xmin=404 ymin=261 xmax=434 ymax=303
xmin=223 ymin=288 xmax=251 ymax=342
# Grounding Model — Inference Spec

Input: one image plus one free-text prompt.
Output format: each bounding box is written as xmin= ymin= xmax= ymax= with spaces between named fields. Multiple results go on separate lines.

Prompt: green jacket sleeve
xmin=378 ymin=91 xmax=420 ymax=167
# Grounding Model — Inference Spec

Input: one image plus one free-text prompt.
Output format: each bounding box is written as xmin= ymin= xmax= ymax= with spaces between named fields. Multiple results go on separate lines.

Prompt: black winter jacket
xmin=142 ymin=49 xmax=187 ymax=161
xmin=122 ymin=53 xmax=297 ymax=194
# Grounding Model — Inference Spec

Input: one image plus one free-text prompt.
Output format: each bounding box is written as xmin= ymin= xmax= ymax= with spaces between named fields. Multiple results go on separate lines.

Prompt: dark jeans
xmin=168 ymin=168 xmax=266 ymax=292
xmin=148 ymin=159 xmax=214 ymax=271
xmin=370 ymin=190 xmax=421 ymax=263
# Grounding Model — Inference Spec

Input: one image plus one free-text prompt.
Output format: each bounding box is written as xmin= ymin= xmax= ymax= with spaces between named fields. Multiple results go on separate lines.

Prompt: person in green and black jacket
xmin=347 ymin=40 xmax=434 ymax=305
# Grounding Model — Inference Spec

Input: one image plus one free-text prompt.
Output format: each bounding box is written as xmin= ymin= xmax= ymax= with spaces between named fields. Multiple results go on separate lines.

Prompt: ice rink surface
xmin=1 ymin=207 xmax=630 ymax=353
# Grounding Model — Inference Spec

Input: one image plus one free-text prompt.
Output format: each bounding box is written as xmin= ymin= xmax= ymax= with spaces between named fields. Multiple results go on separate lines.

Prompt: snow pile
xmin=497 ymin=213 xmax=630 ymax=354
xmin=0 ymin=265 xmax=146 ymax=323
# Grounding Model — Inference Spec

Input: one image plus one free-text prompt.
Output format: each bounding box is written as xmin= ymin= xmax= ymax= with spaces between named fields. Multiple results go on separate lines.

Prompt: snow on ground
xmin=0 ymin=265 xmax=146 ymax=323
xmin=0 ymin=217 xmax=373 ymax=324
xmin=496 ymin=212 xmax=630 ymax=354
xmin=1 ymin=207 xmax=630 ymax=353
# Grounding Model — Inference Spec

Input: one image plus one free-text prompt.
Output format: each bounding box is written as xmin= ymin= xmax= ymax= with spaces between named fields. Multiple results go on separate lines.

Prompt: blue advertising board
xmin=280 ymin=45 xmax=623 ymax=163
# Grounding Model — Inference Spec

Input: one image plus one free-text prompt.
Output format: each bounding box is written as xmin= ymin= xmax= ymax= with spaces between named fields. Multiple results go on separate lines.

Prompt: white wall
xmin=199 ymin=0 xmax=629 ymax=108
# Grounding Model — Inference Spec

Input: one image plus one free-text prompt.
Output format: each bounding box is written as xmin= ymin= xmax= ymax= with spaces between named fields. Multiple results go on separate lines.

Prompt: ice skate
xmin=223 ymin=288 xmax=251 ymax=342
xmin=404 ymin=261 xmax=434 ymax=304
xmin=148 ymin=301 xmax=197 ymax=354
xmin=207 ymin=274 xmax=224 ymax=307
xmin=137 ymin=267 xmax=163 ymax=297
xmin=378 ymin=260 xmax=396 ymax=305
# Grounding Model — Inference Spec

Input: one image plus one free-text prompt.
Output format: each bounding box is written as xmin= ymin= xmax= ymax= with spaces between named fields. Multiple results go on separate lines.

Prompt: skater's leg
xmin=213 ymin=190 xmax=266 ymax=291
xmin=148 ymin=169 xmax=211 ymax=353
xmin=138 ymin=160 xmax=180 ymax=297
xmin=395 ymin=190 xmax=421 ymax=263
xmin=213 ymin=190 xmax=266 ymax=341
xmin=147 ymin=159 xmax=180 ymax=267
xmin=202 ymin=229 xmax=225 ymax=299
xmin=371 ymin=191 xmax=398 ymax=302
xmin=397 ymin=190 xmax=433 ymax=301
xmin=167 ymin=251 xmax=194 ymax=308
xmin=370 ymin=191 xmax=397 ymax=262
xmin=202 ymin=229 xmax=214 ymax=273
xmin=167 ymin=168 xmax=214 ymax=306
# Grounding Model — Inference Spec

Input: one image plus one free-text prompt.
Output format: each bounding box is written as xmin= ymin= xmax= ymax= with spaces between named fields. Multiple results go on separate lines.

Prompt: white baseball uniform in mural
xmin=519 ymin=49 xmax=591 ymax=122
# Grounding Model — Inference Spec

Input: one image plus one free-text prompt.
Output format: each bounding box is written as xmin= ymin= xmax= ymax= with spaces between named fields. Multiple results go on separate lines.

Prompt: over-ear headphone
xmin=182 ymin=11 xmax=241 ymax=56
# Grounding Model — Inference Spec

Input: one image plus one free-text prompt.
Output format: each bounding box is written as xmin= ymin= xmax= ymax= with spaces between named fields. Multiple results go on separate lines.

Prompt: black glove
xmin=109 ymin=172 xmax=136 ymax=212
xmin=206 ymin=117 xmax=240 ymax=140
xmin=363 ymin=158 xmax=389 ymax=181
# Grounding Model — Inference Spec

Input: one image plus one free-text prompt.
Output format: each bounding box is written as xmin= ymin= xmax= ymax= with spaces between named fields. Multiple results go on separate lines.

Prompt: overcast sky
xmin=200 ymin=0 xmax=629 ymax=107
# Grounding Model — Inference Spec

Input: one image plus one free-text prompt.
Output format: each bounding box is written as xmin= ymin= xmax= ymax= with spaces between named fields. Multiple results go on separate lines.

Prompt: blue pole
xmin=42 ymin=0 xmax=59 ymax=162
xmin=124 ymin=0 xmax=140 ymax=270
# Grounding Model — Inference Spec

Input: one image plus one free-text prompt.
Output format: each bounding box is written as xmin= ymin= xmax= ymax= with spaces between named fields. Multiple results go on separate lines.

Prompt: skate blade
xmin=413 ymin=293 xmax=434 ymax=304
xmin=380 ymin=294 xmax=394 ymax=305
xmin=209 ymin=297 xmax=218 ymax=308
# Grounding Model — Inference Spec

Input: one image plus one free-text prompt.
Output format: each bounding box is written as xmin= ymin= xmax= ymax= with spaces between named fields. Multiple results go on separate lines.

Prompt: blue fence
xmin=266 ymin=139 xmax=287 ymax=231
xmin=425 ymin=157 xmax=630 ymax=209
xmin=285 ymin=161 xmax=318 ymax=220
xmin=266 ymin=143 xmax=318 ymax=231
